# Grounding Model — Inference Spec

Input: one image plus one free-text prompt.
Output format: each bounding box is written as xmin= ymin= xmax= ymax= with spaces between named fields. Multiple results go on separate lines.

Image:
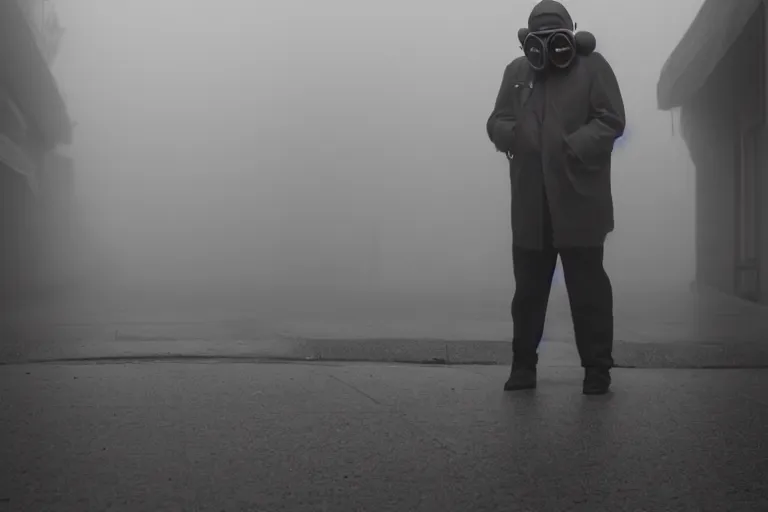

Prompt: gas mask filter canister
xmin=518 ymin=27 xmax=594 ymax=71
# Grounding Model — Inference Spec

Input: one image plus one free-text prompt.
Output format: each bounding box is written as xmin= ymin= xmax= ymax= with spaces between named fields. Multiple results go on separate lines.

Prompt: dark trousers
xmin=511 ymin=195 xmax=614 ymax=369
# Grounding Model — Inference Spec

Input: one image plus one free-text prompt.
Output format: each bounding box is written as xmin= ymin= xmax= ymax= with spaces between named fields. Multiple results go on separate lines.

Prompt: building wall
xmin=0 ymin=163 xmax=37 ymax=307
xmin=14 ymin=0 xmax=64 ymax=65
xmin=0 ymin=2 xmax=70 ymax=306
xmin=683 ymin=52 xmax=736 ymax=294
xmin=682 ymin=3 xmax=766 ymax=299
xmin=733 ymin=3 xmax=767 ymax=303
xmin=0 ymin=0 xmax=71 ymax=150
xmin=729 ymin=2 xmax=764 ymax=302
xmin=759 ymin=2 xmax=768 ymax=303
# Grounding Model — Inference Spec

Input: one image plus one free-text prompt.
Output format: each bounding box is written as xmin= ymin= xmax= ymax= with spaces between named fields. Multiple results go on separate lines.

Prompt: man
xmin=486 ymin=0 xmax=625 ymax=395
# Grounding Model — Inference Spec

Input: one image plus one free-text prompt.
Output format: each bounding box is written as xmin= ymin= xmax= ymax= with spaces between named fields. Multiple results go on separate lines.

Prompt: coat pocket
xmin=563 ymin=137 xmax=608 ymax=197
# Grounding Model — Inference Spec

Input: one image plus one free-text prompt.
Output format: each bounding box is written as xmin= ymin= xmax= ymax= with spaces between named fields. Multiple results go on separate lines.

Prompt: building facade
xmin=0 ymin=0 xmax=72 ymax=306
xmin=658 ymin=0 xmax=768 ymax=303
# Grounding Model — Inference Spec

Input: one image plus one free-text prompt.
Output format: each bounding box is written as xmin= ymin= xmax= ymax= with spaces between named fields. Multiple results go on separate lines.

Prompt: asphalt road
xmin=1 ymin=361 xmax=767 ymax=511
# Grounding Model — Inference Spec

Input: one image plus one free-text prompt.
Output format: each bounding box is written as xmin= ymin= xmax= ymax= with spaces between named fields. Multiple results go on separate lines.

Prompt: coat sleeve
xmin=564 ymin=53 xmax=626 ymax=166
xmin=486 ymin=64 xmax=517 ymax=154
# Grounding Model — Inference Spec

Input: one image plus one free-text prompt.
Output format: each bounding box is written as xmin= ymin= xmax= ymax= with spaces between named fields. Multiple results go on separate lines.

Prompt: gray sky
xmin=51 ymin=0 xmax=705 ymax=297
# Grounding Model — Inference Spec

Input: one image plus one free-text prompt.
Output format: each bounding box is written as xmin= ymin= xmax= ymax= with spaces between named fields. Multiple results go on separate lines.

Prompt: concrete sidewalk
xmin=1 ymin=360 xmax=766 ymax=511
xmin=3 ymin=283 xmax=768 ymax=368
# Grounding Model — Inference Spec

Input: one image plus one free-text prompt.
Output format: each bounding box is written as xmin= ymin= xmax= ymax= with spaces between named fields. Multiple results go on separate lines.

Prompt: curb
xmin=6 ymin=336 xmax=768 ymax=369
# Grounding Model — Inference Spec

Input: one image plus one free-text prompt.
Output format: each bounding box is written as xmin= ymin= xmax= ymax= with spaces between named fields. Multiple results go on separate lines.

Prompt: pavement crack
xmin=327 ymin=374 xmax=382 ymax=406
xmin=396 ymin=415 xmax=459 ymax=455
xmin=327 ymin=373 xmax=458 ymax=454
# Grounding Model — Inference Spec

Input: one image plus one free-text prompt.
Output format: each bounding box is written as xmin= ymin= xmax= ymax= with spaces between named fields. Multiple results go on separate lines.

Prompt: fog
xmin=51 ymin=0 xmax=704 ymax=305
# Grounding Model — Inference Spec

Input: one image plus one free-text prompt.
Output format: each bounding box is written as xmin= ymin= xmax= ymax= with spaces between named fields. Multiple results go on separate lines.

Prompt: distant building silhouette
xmin=658 ymin=0 xmax=767 ymax=303
xmin=0 ymin=0 xmax=73 ymax=306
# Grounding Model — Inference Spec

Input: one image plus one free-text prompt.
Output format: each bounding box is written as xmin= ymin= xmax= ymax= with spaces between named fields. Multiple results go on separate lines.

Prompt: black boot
xmin=582 ymin=367 xmax=611 ymax=395
xmin=504 ymin=363 xmax=537 ymax=391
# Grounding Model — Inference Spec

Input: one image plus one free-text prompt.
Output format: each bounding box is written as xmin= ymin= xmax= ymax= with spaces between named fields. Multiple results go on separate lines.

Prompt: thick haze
xmin=51 ymin=0 xmax=704 ymax=300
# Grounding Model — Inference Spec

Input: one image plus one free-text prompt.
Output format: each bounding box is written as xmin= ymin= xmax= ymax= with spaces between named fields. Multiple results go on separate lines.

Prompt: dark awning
xmin=0 ymin=0 xmax=71 ymax=147
xmin=657 ymin=0 xmax=762 ymax=111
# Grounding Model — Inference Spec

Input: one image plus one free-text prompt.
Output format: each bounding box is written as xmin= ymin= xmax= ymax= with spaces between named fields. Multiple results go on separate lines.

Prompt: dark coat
xmin=486 ymin=51 xmax=626 ymax=250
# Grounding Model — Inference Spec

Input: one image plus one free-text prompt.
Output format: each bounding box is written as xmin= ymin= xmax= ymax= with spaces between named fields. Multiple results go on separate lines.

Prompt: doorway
xmin=734 ymin=128 xmax=761 ymax=301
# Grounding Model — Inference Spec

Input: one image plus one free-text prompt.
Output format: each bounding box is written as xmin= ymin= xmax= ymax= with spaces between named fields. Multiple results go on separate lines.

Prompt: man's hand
xmin=491 ymin=115 xmax=518 ymax=154
xmin=486 ymin=65 xmax=519 ymax=155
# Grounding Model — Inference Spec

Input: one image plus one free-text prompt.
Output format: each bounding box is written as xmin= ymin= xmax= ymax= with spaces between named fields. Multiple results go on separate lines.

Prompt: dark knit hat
xmin=528 ymin=0 xmax=574 ymax=32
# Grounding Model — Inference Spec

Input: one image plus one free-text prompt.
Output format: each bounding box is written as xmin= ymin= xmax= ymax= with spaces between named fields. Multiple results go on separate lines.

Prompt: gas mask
xmin=517 ymin=27 xmax=596 ymax=72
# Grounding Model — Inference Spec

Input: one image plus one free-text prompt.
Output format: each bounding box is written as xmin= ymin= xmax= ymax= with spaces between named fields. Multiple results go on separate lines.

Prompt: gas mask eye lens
xmin=547 ymin=32 xmax=575 ymax=68
xmin=523 ymin=34 xmax=547 ymax=71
